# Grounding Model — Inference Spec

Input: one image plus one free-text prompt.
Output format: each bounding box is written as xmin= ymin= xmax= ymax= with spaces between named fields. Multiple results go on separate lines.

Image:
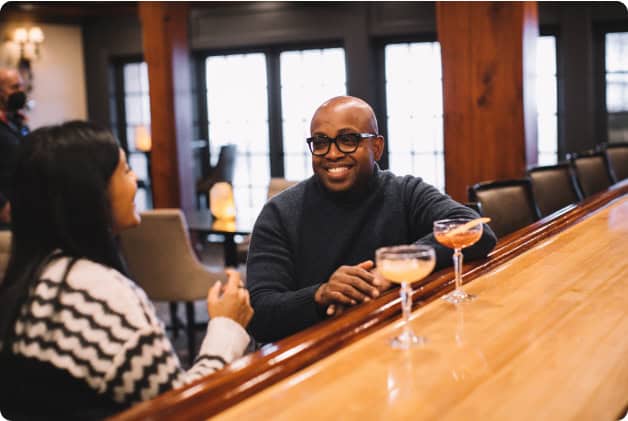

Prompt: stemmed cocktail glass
xmin=433 ymin=218 xmax=484 ymax=304
xmin=376 ymin=244 xmax=436 ymax=349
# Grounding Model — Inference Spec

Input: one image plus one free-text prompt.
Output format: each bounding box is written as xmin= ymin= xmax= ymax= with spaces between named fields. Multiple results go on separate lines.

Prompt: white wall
xmin=0 ymin=23 xmax=87 ymax=129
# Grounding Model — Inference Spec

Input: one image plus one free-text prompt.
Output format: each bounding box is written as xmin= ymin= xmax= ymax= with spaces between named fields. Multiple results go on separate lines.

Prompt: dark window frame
xmin=110 ymin=55 xmax=152 ymax=207
xmin=110 ymin=55 xmax=145 ymax=153
xmin=373 ymin=33 xmax=442 ymax=180
xmin=539 ymin=25 xmax=562 ymax=161
xmin=593 ymin=22 xmax=628 ymax=144
xmin=192 ymin=40 xmax=346 ymax=180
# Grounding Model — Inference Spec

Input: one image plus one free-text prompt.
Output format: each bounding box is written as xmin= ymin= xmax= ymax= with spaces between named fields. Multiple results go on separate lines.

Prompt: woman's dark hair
xmin=0 ymin=120 xmax=127 ymax=343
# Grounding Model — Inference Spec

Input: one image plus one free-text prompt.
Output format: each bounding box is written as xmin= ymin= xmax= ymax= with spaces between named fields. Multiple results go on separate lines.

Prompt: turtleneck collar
xmin=314 ymin=163 xmax=382 ymax=204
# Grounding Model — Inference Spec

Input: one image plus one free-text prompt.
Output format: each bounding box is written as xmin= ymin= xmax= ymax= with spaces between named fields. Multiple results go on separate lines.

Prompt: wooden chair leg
xmin=169 ymin=302 xmax=180 ymax=339
xmin=185 ymin=302 xmax=196 ymax=366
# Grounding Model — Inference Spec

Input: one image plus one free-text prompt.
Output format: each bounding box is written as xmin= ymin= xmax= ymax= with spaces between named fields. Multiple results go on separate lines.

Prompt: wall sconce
xmin=210 ymin=182 xmax=236 ymax=221
xmin=134 ymin=125 xmax=152 ymax=152
xmin=13 ymin=26 xmax=45 ymax=60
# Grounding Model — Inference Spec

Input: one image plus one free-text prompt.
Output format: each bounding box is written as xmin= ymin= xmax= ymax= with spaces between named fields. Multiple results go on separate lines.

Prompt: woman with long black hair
xmin=0 ymin=121 xmax=253 ymax=419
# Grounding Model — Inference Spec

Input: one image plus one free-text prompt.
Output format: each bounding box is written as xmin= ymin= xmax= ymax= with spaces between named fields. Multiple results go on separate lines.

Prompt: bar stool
xmin=527 ymin=162 xmax=583 ymax=217
xmin=468 ymin=178 xmax=541 ymax=238
xmin=568 ymin=151 xmax=614 ymax=198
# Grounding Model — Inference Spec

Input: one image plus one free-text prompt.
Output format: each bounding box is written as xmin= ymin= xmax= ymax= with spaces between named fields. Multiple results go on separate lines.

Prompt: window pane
xmin=124 ymin=96 xmax=143 ymax=125
xmin=606 ymin=72 xmax=628 ymax=113
xmin=606 ymin=32 xmax=628 ymax=73
xmin=134 ymin=188 xmax=149 ymax=213
xmin=129 ymin=152 xmax=148 ymax=181
xmin=385 ymin=42 xmax=444 ymax=191
xmin=280 ymin=48 xmax=347 ymax=181
xmin=284 ymin=152 xmax=311 ymax=181
xmin=122 ymin=61 xmax=152 ymax=209
xmin=123 ymin=63 xmax=141 ymax=93
xmin=206 ymin=53 xmax=269 ymax=219
xmin=608 ymin=112 xmax=628 ymax=142
xmin=536 ymin=35 xmax=558 ymax=165
xmin=606 ymin=32 xmax=628 ymax=143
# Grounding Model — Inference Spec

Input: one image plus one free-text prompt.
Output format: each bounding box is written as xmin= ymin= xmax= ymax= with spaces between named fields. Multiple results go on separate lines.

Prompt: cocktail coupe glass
xmin=375 ymin=244 xmax=436 ymax=349
xmin=433 ymin=218 xmax=484 ymax=304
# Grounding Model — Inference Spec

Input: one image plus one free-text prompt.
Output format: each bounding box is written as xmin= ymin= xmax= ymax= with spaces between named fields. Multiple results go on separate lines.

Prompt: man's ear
xmin=372 ymin=136 xmax=385 ymax=161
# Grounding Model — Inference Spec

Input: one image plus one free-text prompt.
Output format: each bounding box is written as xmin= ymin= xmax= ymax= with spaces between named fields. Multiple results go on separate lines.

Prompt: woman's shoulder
xmin=38 ymin=256 xmax=155 ymax=329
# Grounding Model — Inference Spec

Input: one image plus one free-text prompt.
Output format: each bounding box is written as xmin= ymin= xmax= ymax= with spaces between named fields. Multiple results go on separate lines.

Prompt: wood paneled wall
xmin=437 ymin=1 xmax=539 ymax=202
xmin=139 ymin=3 xmax=196 ymax=210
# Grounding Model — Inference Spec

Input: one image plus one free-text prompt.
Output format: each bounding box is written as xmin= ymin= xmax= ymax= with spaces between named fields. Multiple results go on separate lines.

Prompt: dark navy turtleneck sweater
xmin=246 ymin=168 xmax=497 ymax=342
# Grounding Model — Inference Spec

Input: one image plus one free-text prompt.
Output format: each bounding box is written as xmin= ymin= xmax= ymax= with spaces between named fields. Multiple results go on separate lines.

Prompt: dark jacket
xmin=0 ymin=115 xmax=29 ymax=207
xmin=246 ymin=168 xmax=497 ymax=342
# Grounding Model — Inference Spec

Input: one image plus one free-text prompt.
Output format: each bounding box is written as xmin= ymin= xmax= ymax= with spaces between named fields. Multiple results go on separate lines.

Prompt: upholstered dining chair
xmin=0 ymin=230 xmax=11 ymax=281
xmin=468 ymin=178 xmax=542 ymax=238
xmin=236 ymin=178 xmax=299 ymax=264
xmin=464 ymin=202 xmax=483 ymax=215
xmin=527 ymin=162 xmax=583 ymax=217
xmin=601 ymin=142 xmax=628 ymax=182
xmin=196 ymin=144 xmax=237 ymax=208
xmin=119 ymin=209 xmax=227 ymax=364
xmin=568 ymin=151 xmax=614 ymax=198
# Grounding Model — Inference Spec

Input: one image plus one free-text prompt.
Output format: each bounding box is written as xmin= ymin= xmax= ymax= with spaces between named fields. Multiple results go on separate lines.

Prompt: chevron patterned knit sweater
xmin=1 ymin=256 xmax=250 ymax=419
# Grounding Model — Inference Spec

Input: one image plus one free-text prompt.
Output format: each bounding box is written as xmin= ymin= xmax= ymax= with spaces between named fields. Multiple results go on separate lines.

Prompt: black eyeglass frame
xmin=306 ymin=133 xmax=379 ymax=156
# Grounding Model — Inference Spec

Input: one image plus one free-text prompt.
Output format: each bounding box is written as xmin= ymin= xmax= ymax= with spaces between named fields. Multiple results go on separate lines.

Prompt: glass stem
xmin=453 ymin=248 xmax=463 ymax=292
xmin=401 ymin=281 xmax=413 ymax=337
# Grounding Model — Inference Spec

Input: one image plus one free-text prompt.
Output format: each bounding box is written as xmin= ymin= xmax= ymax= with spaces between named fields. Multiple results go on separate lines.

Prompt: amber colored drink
xmin=379 ymin=259 xmax=437 ymax=284
xmin=434 ymin=230 xmax=483 ymax=249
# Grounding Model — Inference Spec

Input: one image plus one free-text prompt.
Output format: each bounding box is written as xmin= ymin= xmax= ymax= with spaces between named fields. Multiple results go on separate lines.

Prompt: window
xmin=605 ymin=32 xmax=628 ymax=143
xmin=384 ymin=42 xmax=444 ymax=191
xmin=280 ymin=48 xmax=347 ymax=180
xmin=536 ymin=35 xmax=558 ymax=165
xmin=201 ymin=47 xmax=346 ymax=219
xmin=115 ymin=61 xmax=152 ymax=211
xmin=205 ymin=53 xmax=269 ymax=221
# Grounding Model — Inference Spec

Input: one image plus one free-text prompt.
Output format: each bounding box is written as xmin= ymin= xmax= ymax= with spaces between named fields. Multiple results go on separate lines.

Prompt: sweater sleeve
xmin=246 ymin=202 xmax=325 ymax=344
xmin=103 ymin=316 xmax=249 ymax=405
xmin=403 ymin=177 xmax=497 ymax=270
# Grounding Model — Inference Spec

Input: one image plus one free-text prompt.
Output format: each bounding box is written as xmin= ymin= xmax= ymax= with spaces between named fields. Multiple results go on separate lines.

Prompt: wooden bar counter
xmin=113 ymin=181 xmax=628 ymax=421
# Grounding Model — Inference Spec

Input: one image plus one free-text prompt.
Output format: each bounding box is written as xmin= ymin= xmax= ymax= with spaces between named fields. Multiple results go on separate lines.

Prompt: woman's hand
xmin=207 ymin=269 xmax=254 ymax=328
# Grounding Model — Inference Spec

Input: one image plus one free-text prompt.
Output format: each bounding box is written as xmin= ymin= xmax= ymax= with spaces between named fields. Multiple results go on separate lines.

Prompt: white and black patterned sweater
xmin=1 ymin=256 xmax=250 ymax=419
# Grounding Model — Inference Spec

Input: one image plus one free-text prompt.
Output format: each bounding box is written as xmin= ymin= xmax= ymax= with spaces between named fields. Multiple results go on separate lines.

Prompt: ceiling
xmin=0 ymin=2 xmax=139 ymax=24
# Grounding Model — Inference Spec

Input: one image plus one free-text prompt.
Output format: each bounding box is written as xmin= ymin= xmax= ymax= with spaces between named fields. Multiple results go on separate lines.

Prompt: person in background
xmin=246 ymin=96 xmax=497 ymax=343
xmin=0 ymin=121 xmax=253 ymax=420
xmin=0 ymin=68 xmax=30 ymax=228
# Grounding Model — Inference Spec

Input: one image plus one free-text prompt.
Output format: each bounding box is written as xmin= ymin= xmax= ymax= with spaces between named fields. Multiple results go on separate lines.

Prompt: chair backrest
xmin=463 ymin=202 xmax=483 ymax=215
xmin=267 ymin=178 xmax=298 ymax=200
xmin=569 ymin=151 xmax=614 ymax=198
xmin=603 ymin=142 xmax=628 ymax=182
xmin=468 ymin=178 xmax=541 ymax=238
xmin=0 ymin=230 xmax=11 ymax=282
xmin=197 ymin=144 xmax=238 ymax=193
xmin=527 ymin=162 xmax=583 ymax=217
xmin=213 ymin=144 xmax=237 ymax=184
xmin=119 ymin=209 xmax=226 ymax=302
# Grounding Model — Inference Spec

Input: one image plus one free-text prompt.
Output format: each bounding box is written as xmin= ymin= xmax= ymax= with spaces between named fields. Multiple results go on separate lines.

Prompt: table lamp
xmin=210 ymin=182 xmax=236 ymax=220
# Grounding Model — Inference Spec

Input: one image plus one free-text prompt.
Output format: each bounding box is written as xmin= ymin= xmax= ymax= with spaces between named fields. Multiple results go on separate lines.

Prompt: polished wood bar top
xmin=112 ymin=182 xmax=628 ymax=420
xmin=215 ymin=197 xmax=628 ymax=420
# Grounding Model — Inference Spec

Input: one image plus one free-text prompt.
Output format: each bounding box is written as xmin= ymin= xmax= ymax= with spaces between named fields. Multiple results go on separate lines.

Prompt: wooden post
xmin=138 ymin=2 xmax=195 ymax=210
xmin=437 ymin=1 xmax=538 ymax=202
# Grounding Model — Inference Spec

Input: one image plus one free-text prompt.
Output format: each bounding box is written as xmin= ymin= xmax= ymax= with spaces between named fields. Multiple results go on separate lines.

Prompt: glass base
xmin=442 ymin=289 xmax=475 ymax=304
xmin=390 ymin=330 xmax=426 ymax=349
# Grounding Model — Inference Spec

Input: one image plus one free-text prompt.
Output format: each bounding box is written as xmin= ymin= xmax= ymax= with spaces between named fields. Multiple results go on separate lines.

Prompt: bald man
xmin=0 ymin=68 xmax=29 ymax=226
xmin=246 ymin=96 xmax=496 ymax=343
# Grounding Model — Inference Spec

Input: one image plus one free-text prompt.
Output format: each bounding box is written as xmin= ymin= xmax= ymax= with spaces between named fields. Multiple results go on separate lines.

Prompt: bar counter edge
xmin=110 ymin=179 xmax=628 ymax=421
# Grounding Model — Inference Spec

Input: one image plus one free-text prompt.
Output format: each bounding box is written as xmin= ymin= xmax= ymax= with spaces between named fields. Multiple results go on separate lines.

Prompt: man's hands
xmin=315 ymin=260 xmax=392 ymax=317
xmin=207 ymin=269 xmax=254 ymax=328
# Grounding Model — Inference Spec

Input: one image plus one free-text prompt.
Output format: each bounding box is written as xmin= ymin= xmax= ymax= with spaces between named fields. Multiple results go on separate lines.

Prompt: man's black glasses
xmin=306 ymin=133 xmax=378 ymax=156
